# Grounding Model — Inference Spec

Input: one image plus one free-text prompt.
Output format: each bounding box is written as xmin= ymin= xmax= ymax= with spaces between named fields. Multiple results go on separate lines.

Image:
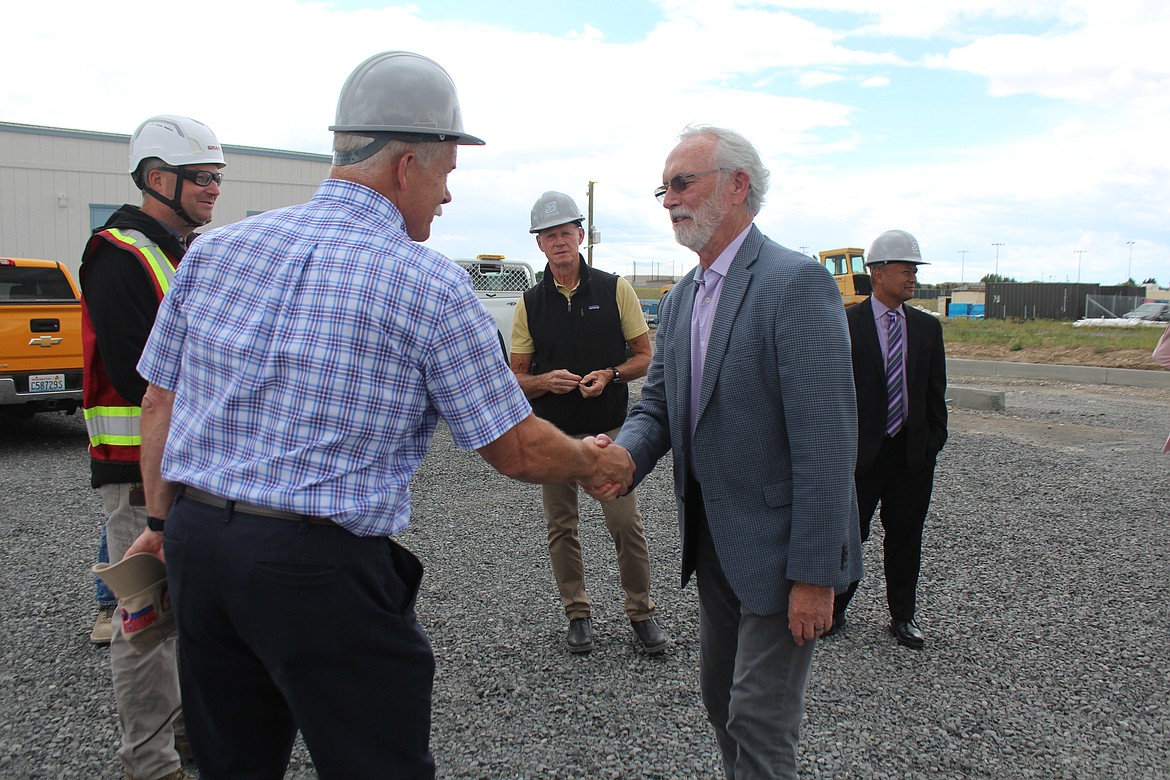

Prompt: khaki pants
xmin=542 ymin=428 xmax=655 ymax=621
xmin=101 ymin=482 xmax=184 ymax=779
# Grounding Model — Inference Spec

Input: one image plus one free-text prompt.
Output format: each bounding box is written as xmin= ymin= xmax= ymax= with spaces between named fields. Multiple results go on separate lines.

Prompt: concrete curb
xmin=947 ymin=358 xmax=1170 ymax=389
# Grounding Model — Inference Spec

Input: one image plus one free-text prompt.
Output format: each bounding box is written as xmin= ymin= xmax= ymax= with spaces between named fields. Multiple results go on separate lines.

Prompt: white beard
xmin=670 ymin=185 xmax=729 ymax=253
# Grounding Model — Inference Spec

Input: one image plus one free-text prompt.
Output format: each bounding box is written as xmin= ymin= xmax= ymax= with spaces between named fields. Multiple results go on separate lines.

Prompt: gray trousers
xmin=695 ymin=513 xmax=816 ymax=780
xmin=101 ymin=482 xmax=184 ymax=779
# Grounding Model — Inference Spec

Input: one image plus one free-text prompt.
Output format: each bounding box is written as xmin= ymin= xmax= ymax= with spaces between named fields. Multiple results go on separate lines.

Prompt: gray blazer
xmin=616 ymin=225 xmax=863 ymax=616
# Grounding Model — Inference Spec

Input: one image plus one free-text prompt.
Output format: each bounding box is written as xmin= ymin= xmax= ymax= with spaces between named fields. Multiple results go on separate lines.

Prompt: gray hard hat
xmin=866 ymin=229 xmax=928 ymax=267
xmin=530 ymin=191 xmax=584 ymax=233
xmin=330 ymin=51 xmax=484 ymax=166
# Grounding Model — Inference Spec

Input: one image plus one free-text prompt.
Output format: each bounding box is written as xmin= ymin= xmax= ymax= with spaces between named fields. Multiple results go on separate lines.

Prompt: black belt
xmin=181 ymin=485 xmax=334 ymax=525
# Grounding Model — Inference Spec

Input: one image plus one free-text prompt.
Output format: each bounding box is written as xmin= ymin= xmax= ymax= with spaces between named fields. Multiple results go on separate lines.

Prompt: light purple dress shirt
xmin=689 ymin=225 xmax=752 ymax=474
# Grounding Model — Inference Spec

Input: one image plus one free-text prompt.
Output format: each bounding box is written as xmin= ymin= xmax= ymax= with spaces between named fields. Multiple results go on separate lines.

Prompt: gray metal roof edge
xmin=0 ymin=120 xmax=331 ymax=164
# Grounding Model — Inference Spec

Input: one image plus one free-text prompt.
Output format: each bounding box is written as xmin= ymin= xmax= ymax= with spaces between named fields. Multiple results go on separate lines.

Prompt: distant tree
xmin=535 ymin=270 xmax=544 ymax=284
xmin=1141 ymin=277 xmax=1158 ymax=285
xmin=1119 ymin=278 xmax=1138 ymax=287
xmin=981 ymin=273 xmax=1018 ymax=284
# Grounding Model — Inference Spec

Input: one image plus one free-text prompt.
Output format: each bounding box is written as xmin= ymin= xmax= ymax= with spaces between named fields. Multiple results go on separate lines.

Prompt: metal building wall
xmin=0 ymin=121 xmax=331 ymax=279
xmin=983 ymin=282 xmax=1139 ymax=320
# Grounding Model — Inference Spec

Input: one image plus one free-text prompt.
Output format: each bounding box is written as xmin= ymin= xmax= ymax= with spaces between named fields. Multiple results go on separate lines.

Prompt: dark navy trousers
xmin=164 ymin=492 xmax=435 ymax=779
xmin=835 ymin=429 xmax=936 ymax=622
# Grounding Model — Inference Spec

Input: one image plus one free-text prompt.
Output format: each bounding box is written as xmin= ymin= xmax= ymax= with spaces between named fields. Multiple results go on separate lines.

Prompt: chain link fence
xmin=1084 ymin=294 xmax=1144 ymax=319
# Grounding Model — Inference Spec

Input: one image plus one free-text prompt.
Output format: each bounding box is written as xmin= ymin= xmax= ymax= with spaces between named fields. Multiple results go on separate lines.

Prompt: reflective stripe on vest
xmin=84 ymin=405 xmax=142 ymax=447
xmin=81 ymin=228 xmax=173 ymax=457
xmin=104 ymin=228 xmax=177 ymax=296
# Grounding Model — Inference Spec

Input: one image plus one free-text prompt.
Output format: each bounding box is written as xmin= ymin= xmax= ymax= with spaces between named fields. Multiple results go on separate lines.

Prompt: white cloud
xmin=2 ymin=0 xmax=1167 ymax=286
xmin=800 ymin=72 xmax=847 ymax=88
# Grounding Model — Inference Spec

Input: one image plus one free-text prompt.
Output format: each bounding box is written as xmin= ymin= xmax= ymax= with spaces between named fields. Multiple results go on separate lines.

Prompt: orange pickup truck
xmin=0 ymin=257 xmax=83 ymax=415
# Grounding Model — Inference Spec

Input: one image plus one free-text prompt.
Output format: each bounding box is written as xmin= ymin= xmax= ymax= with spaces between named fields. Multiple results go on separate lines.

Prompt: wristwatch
xmin=146 ymin=516 xmax=167 ymax=532
xmin=609 ymin=367 xmax=621 ymax=383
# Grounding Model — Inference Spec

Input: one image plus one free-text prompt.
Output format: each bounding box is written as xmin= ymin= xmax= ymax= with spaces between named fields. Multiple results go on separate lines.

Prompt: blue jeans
xmin=95 ymin=523 xmax=117 ymax=607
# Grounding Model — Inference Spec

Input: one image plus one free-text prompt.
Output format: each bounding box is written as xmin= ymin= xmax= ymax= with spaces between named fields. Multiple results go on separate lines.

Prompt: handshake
xmin=579 ymin=433 xmax=635 ymax=502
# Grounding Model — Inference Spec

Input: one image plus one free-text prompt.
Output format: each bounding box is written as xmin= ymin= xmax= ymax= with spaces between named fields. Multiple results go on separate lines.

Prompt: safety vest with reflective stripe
xmin=81 ymin=228 xmax=179 ymax=464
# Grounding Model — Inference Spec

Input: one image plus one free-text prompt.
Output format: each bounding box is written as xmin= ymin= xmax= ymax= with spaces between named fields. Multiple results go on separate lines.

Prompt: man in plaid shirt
xmin=125 ymin=52 xmax=634 ymax=779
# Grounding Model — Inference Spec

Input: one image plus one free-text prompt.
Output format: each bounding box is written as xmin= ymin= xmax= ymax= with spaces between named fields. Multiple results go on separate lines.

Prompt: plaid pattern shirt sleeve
xmin=138 ymin=179 xmax=531 ymax=537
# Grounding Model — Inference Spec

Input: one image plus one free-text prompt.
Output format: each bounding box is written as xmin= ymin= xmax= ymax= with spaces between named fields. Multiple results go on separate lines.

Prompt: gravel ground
xmin=1 ymin=372 xmax=1167 ymax=779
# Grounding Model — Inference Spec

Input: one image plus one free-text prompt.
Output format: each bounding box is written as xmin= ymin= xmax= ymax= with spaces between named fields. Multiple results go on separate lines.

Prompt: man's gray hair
xmin=332 ymin=132 xmax=447 ymax=177
xmin=680 ymin=125 xmax=770 ymax=216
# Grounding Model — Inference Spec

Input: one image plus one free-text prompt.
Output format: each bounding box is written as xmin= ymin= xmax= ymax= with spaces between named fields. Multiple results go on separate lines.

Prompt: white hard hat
xmin=330 ymin=51 xmax=484 ymax=165
xmin=866 ymin=229 xmax=928 ymax=267
xmin=530 ymin=191 xmax=584 ymax=233
xmin=129 ymin=115 xmax=225 ymax=180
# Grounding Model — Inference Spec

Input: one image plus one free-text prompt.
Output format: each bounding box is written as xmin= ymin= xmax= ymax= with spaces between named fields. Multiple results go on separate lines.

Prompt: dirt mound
xmin=946 ymin=343 xmax=1158 ymax=370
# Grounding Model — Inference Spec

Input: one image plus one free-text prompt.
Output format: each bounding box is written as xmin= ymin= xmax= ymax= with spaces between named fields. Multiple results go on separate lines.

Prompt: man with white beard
xmin=612 ymin=125 xmax=862 ymax=779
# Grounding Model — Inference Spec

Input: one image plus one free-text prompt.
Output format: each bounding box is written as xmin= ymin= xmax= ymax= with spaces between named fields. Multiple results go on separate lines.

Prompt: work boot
xmin=631 ymin=616 xmax=668 ymax=654
xmin=90 ymin=604 xmax=115 ymax=646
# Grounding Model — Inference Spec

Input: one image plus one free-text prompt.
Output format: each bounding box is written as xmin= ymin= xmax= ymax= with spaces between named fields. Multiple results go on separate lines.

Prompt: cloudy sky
xmin=6 ymin=0 xmax=1168 ymax=286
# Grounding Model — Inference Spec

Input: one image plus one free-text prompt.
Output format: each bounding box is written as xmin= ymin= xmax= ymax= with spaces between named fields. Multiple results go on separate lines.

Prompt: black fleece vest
xmin=524 ymin=258 xmax=629 ymax=435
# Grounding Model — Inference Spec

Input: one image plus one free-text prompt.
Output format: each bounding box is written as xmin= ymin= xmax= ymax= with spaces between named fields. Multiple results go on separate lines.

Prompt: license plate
xmin=29 ymin=374 xmax=65 ymax=393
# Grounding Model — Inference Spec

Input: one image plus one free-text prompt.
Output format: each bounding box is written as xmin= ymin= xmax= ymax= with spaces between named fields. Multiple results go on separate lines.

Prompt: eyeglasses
xmin=654 ymin=168 xmax=731 ymax=203
xmin=161 ymin=166 xmax=224 ymax=187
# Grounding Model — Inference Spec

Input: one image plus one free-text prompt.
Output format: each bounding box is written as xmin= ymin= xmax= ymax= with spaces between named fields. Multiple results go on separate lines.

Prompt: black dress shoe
xmin=822 ymin=611 xmax=846 ymax=637
xmin=631 ymin=617 xmax=667 ymax=654
xmin=890 ymin=619 xmax=925 ymax=648
xmin=567 ymin=618 xmax=594 ymax=653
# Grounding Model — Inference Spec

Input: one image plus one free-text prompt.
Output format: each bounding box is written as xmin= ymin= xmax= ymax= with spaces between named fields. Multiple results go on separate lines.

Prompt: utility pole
xmin=957 ymin=250 xmax=968 ymax=285
xmin=1074 ymin=250 xmax=1086 ymax=284
xmin=586 ymin=180 xmax=598 ymax=267
xmin=1126 ymin=240 xmax=1135 ymax=282
xmin=991 ymin=242 xmax=1004 ymax=279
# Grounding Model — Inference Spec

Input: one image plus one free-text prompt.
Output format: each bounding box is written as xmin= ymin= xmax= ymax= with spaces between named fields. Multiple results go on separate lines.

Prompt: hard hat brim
xmin=529 ymin=219 xmax=584 ymax=234
xmin=329 ymin=125 xmax=485 ymax=146
xmin=866 ymin=259 xmax=929 ymax=267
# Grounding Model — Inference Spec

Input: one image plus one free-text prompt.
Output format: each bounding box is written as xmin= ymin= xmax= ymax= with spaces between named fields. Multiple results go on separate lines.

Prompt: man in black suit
xmin=830 ymin=229 xmax=947 ymax=649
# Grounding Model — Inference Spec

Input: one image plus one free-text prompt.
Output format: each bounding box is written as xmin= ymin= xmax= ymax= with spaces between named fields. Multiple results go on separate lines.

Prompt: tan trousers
xmin=542 ymin=429 xmax=655 ymax=621
xmin=101 ymin=482 xmax=184 ymax=779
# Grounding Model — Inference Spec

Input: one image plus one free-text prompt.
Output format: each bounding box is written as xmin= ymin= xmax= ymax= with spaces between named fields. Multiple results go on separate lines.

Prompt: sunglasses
xmin=654 ymin=167 xmax=731 ymax=203
xmin=161 ymin=166 xmax=224 ymax=187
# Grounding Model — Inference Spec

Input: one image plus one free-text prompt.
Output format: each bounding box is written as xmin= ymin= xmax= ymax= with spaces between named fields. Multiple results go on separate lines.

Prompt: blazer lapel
xmin=857 ymin=298 xmax=884 ymax=377
xmin=904 ymin=308 xmax=922 ymax=391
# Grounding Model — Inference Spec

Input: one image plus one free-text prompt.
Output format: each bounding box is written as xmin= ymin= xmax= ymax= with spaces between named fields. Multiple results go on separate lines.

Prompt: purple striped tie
xmin=886 ymin=310 xmax=904 ymax=436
